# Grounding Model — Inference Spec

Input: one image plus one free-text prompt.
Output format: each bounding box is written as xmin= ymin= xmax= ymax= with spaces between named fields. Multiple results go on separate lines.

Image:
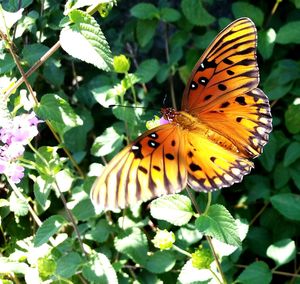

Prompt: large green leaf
xmin=271 ymin=193 xmax=300 ymax=221
xmin=195 ymin=204 xmax=241 ymax=247
xmin=232 ymin=2 xmax=264 ymax=26
xmin=285 ymin=103 xmax=300 ymax=134
xmin=145 ymin=251 xmax=176 ymax=274
xmin=60 ymin=9 xmax=113 ymax=71
xmin=237 ymin=261 xmax=272 ymax=284
xmin=150 ymin=194 xmax=194 ymax=226
xmin=283 ymin=141 xmax=300 ymax=167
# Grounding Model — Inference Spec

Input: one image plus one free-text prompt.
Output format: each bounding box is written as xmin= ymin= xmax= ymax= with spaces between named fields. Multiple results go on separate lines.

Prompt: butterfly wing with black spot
xmin=90 ymin=123 xmax=187 ymax=211
xmin=182 ymin=127 xmax=254 ymax=191
xmin=181 ymin=17 xmax=272 ymax=158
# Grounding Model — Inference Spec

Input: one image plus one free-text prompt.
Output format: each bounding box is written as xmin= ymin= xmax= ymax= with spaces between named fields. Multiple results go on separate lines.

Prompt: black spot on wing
xmin=189 ymin=163 xmax=202 ymax=172
xmin=166 ymin=153 xmax=175 ymax=160
xmin=235 ymin=96 xmax=247 ymax=106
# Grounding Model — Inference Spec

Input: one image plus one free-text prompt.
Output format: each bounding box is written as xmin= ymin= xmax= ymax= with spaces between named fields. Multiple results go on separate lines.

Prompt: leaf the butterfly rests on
xmin=91 ymin=17 xmax=272 ymax=212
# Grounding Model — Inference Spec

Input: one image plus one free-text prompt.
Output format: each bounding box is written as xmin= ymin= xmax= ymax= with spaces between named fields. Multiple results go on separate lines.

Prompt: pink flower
xmin=0 ymin=111 xmax=41 ymax=184
xmin=159 ymin=117 xmax=169 ymax=125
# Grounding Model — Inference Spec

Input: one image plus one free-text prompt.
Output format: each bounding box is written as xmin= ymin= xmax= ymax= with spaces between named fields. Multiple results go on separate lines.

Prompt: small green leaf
xmin=181 ymin=0 xmax=215 ymax=26
xmin=145 ymin=251 xmax=176 ymax=274
xmin=130 ymin=3 xmax=159 ymax=20
xmin=85 ymin=219 xmax=111 ymax=243
xmin=36 ymin=94 xmax=83 ymax=136
xmin=114 ymin=228 xmax=148 ymax=266
xmin=273 ymin=162 xmax=290 ymax=189
xmin=271 ymin=193 xmax=300 ymax=221
xmin=258 ymin=28 xmax=276 ymax=60
xmin=56 ymin=252 xmax=82 ymax=278
xmin=276 ymin=21 xmax=300 ymax=44
xmin=82 ymin=252 xmax=118 ymax=284
xmin=283 ymin=142 xmax=300 ymax=167
xmin=195 ymin=204 xmax=241 ymax=247
xmin=9 ymin=192 xmax=28 ymax=216
xmin=285 ymin=104 xmax=300 ymax=134
xmin=0 ymin=53 xmax=15 ymax=74
xmin=160 ymin=8 xmax=181 ymax=22
xmin=266 ymin=239 xmax=296 ymax=268
xmin=237 ymin=261 xmax=272 ymax=284
xmin=136 ymin=19 xmax=157 ymax=47
xmin=34 ymin=215 xmax=66 ymax=247
xmin=136 ymin=59 xmax=160 ymax=83
xmin=150 ymin=194 xmax=194 ymax=226
xmin=91 ymin=126 xmax=123 ymax=157
xmin=232 ymin=2 xmax=264 ymax=26
xmin=60 ymin=10 xmax=113 ymax=71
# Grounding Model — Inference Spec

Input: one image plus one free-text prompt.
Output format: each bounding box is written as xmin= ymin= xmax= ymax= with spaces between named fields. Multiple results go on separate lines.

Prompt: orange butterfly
xmin=91 ymin=17 xmax=272 ymax=212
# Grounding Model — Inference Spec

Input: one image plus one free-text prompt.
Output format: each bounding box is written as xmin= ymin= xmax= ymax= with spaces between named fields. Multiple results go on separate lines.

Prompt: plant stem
xmin=204 ymin=192 xmax=212 ymax=215
xmin=187 ymin=187 xmax=227 ymax=284
xmin=172 ymin=244 xmax=192 ymax=257
xmin=126 ymin=72 xmax=138 ymax=106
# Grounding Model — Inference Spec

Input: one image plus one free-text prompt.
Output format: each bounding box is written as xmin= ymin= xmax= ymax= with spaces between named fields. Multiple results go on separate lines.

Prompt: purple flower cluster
xmin=0 ymin=112 xmax=40 ymax=183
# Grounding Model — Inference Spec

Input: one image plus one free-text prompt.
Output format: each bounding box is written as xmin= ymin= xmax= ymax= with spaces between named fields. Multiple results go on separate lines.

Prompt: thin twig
xmin=163 ymin=22 xmax=176 ymax=109
xmin=53 ymin=180 xmax=88 ymax=258
xmin=249 ymin=202 xmax=269 ymax=226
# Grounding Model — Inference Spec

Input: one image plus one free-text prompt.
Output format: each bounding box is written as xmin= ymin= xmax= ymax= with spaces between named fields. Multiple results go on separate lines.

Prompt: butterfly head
xmin=161 ymin=107 xmax=177 ymax=122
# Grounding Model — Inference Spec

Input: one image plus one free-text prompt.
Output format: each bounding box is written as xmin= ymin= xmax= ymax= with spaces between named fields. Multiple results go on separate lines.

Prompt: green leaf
xmin=258 ymin=28 xmax=276 ymax=60
xmin=0 ymin=6 xmax=23 ymax=33
xmin=85 ymin=219 xmax=111 ymax=243
xmin=33 ymin=176 xmax=52 ymax=209
xmin=271 ymin=193 xmax=300 ymax=221
xmin=91 ymin=126 xmax=123 ymax=157
xmin=22 ymin=44 xmax=49 ymax=66
xmin=178 ymin=260 xmax=214 ymax=283
xmin=160 ymin=8 xmax=181 ymax=22
xmin=72 ymin=198 xmax=96 ymax=221
xmin=136 ymin=19 xmax=157 ymax=47
xmin=283 ymin=142 xmax=300 ymax=167
xmin=56 ymin=252 xmax=82 ymax=278
xmin=263 ymin=60 xmax=300 ymax=100
xmin=273 ymin=162 xmax=290 ymax=189
xmin=285 ymin=104 xmax=300 ymax=134
xmin=130 ymin=3 xmax=159 ymax=20
xmin=232 ymin=2 xmax=264 ymax=26
xmin=237 ymin=261 xmax=272 ymax=284
xmin=195 ymin=204 xmax=241 ymax=247
xmin=82 ymin=252 xmax=118 ymax=284
xmin=60 ymin=10 xmax=113 ymax=71
xmin=145 ymin=251 xmax=176 ymax=274
xmin=181 ymin=0 xmax=215 ymax=26
xmin=136 ymin=59 xmax=160 ymax=83
xmin=276 ymin=21 xmax=300 ymax=44
xmin=0 ymin=53 xmax=15 ymax=74
xmin=43 ymin=60 xmax=65 ymax=87
xmin=36 ymin=94 xmax=83 ymax=136
xmin=34 ymin=215 xmax=66 ymax=247
xmin=266 ymin=239 xmax=296 ymax=268
xmin=114 ymin=228 xmax=148 ymax=266
xmin=9 ymin=192 xmax=28 ymax=216
xmin=150 ymin=194 xmax=194 ymax=226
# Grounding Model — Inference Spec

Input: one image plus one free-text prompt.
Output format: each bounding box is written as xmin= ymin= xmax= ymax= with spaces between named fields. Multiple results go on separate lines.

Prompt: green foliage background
xmin=1 ymin=0 xmax=300 ymax=283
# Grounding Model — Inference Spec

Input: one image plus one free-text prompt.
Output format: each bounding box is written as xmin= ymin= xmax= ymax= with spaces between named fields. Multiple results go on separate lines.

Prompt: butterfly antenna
xmin=162 ymin=94 xmax=168 ymax=108
xmin=108 ymin=104 xmax=159 ymax=112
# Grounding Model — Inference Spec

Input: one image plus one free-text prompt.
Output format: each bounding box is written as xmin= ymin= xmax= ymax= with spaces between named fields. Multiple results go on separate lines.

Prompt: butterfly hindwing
xmin=91 ymin=124 xmax=187 ymax=211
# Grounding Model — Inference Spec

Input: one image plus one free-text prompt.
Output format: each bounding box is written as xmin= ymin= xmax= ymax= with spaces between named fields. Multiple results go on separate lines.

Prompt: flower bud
xmin=152 ymin=229 xmax=175 ymax=250
xmin=191 ymin=247 xmax=214 ymax=269
xmin=113 ymin=55 xmax=130 ymax=74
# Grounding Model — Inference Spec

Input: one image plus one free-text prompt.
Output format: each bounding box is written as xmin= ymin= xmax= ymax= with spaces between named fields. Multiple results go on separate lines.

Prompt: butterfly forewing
xmin=91 ymin=123 xmax=187 ymax=211
xmin=182 ymin=18 xmax=258 ymax=112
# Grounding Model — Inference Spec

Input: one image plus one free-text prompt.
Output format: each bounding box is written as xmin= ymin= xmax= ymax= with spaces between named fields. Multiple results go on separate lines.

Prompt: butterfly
xmin=91 ymin=17 xmax=272 ymax=212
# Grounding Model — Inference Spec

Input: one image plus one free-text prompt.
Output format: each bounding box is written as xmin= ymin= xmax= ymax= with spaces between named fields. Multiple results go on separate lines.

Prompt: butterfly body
xmin=91 ymin=18 xmax=272 ymax=212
